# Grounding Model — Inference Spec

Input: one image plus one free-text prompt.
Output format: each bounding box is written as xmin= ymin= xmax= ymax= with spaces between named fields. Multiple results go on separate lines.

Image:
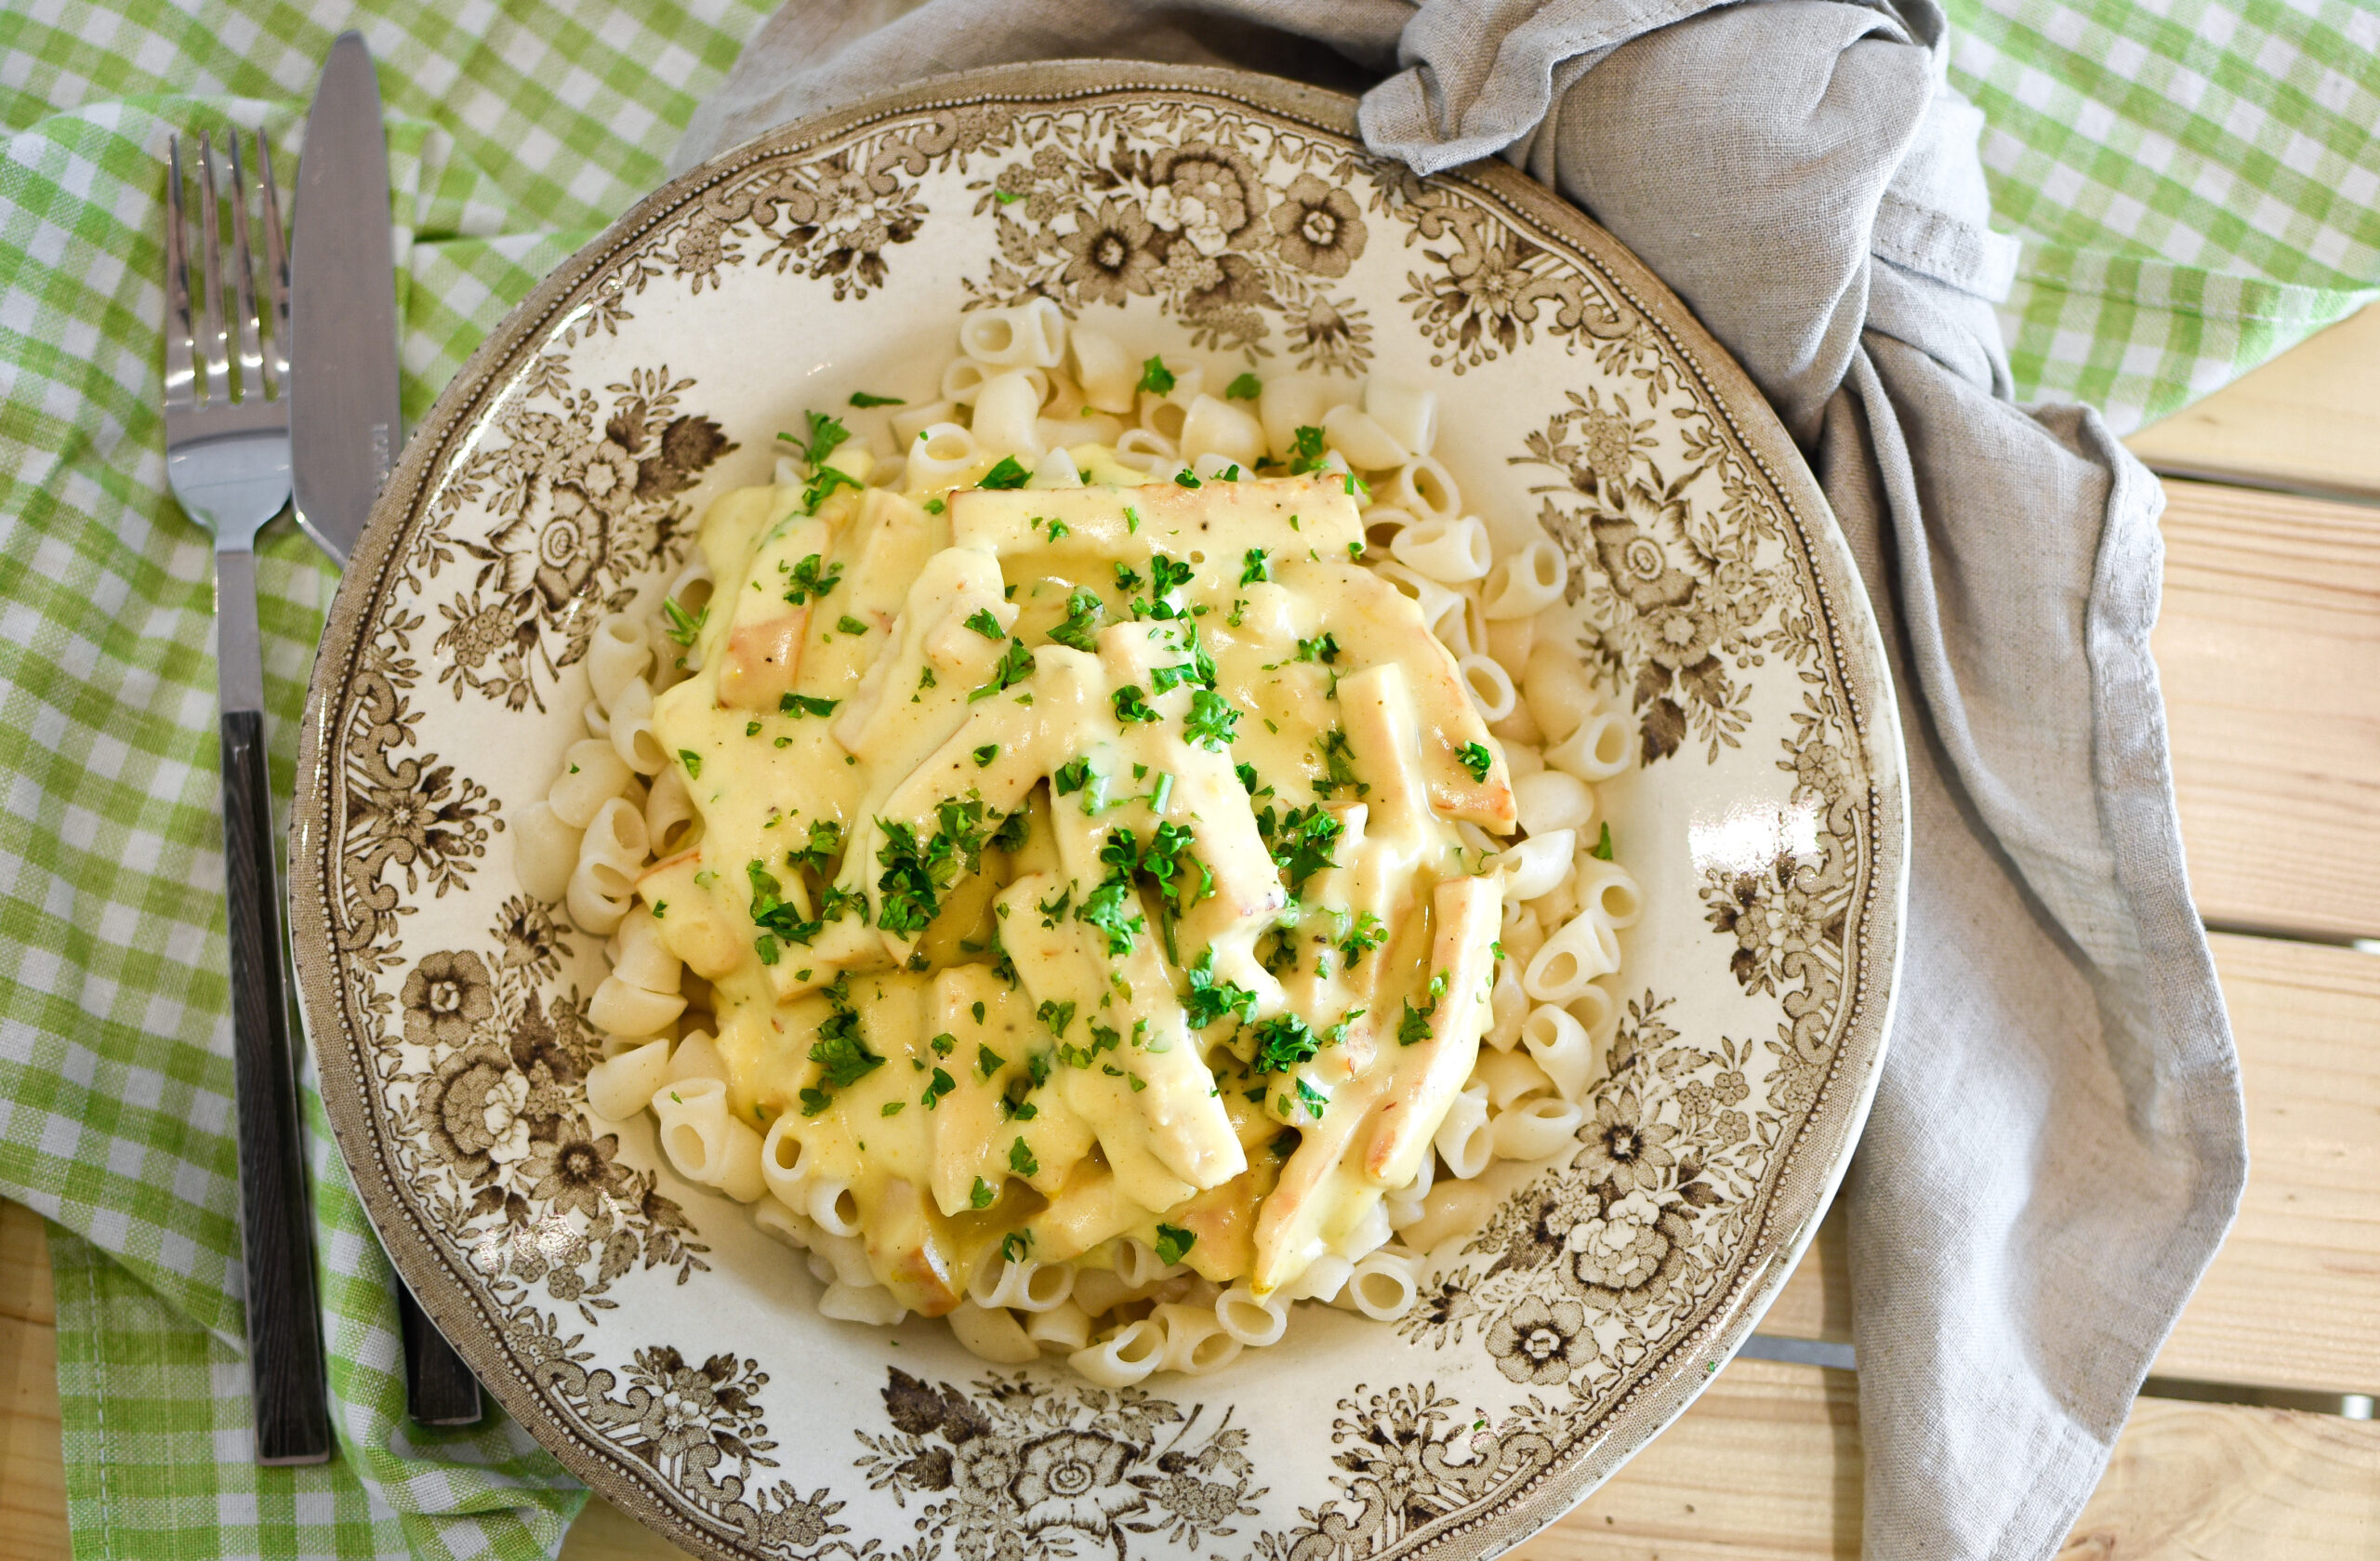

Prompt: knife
xmin=289 ymin=31 xmax=483 ymax=1427
xmin=290 ymin=31 xmax=401 ymax=567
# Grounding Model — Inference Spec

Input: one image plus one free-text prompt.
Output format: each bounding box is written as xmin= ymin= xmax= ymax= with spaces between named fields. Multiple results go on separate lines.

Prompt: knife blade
xmin=289 ymin=31 xmax=400 ymax=566
xmin=287 ymin=33 xmax=481 ymax=1427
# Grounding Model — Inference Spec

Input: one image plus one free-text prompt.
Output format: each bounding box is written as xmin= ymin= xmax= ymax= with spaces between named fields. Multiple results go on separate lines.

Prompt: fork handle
xmin=217 ymin=549 xmax=332 ymax=1466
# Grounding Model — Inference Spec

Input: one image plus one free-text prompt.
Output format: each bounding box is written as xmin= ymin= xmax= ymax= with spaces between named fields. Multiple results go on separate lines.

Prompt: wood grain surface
xmin=2157 ymin=483 xmax=2380 ymax=942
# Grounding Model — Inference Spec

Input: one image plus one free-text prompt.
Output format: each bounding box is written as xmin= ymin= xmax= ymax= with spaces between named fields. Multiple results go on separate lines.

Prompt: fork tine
xmin=163 ymin=136 xmax=197 ymax=415
xmin=256 ymin=127 xmax=290 ymax=399
xmin=225 ymin=132 xmax=266 ymax=405
xmin=193 ymin=130 xmax=230 ymax=409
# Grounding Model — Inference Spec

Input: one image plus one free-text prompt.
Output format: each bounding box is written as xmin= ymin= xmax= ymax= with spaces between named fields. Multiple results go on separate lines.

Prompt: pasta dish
xmin=513 ymin=300 xmax=1638 ymax=1382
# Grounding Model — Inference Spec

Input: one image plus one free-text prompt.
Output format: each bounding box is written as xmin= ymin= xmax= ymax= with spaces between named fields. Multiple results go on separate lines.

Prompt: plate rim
xmin=289 ymin=57 xmax=1908 ymax=1561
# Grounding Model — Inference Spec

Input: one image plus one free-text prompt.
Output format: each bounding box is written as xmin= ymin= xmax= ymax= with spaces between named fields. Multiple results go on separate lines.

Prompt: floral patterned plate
xmin=290 ymin=60 xmax=1906 ymax=1561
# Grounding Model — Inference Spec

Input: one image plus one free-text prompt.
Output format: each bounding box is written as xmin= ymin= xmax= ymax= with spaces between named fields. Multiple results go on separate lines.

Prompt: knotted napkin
xmin=675 ymin=2 xmax=2252 ymax=1555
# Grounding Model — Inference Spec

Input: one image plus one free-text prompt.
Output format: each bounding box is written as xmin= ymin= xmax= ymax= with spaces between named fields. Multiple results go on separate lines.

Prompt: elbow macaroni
xmin=520 ymin=325 xmax=1642 ymax=1377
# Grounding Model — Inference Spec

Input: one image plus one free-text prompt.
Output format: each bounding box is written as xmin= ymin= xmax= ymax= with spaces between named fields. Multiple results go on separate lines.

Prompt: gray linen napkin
xmin=675 ymin=4 xmax=2249 ymax=1554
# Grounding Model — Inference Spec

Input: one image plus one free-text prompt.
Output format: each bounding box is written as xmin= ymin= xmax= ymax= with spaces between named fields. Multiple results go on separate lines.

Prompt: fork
xmin=162 ymin=128 xmax=332 ymax=1466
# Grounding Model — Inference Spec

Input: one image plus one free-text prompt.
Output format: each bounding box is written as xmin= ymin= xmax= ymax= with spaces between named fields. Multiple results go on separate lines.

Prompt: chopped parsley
xmin=970 ymin=1177 xmax=997 ymax=1209
xmin=969 ymin=637 xmax=1037 ymax=701
xmin=1262 ymin=804 xmax=1343 ymax=895
xmin=1052 ymin=756 xmax=1095 ymax=796
xmin=1036 ymin=999 xmax=1077 ymax=1038
xmin=1287 ymin=424 xmax=1328 ymax=473
xmin=1591 ymin=821 xmax=1615 ymax=860
xmin=976 ymin=1042 xmax=1007 ymax=1079
xmin=1112 ymin=684 xmax=1160 ymax=724
xmin=1009 ymin=1137 xmax=1038 ymax=1178
xmin=1397 ymin=996 xmax=1436 ymax=1046
xmin=1339 ymin=910 xmax=1387 ymax=970
xmin=1223 ymin=372 xmax=1262 ymax=401
xmin=1113 ymin=561 xmax=1143 ymax=592
xmin=1458 ymin=742 xmax=1494 ymax=782
xmin=836 ymin=615 xmax=869 ymax=637
xmin=1183 ymin=949 xmax=1260 ymax=1029
xmin=779 ymin=692 xmax=840 ymax=718
xmin=1074 ymin=874 xmax=1145 ymax=958
xmin=798 ymin=984 xmax=882 ymax=1116
xmin=1238 ymin=547 xmax=1270 ymax=586
xmin=1183 ymin=689 xmax=1240 ymax=750
xmin=1153 ymin=1224 xmax=1197 ymax=1264
xmin=978 ymin=455 xmax=1030 ymax=489
xmin=787 ymin=818 xmax=842 ymax=873
xmin=1295 ymin=630 xmax=1341 ymax=665
xmin=848 ymin=390 xmax=901 ymax=407
xmin=881 ymin=1100 xmax=906 ymax=1117
xmin=1137 ymin=355 xmax=1176 ymax=394
xmin=779 ymin=553 xmax=843 ymax=606
xmin=873 ymin=799 xmax=993 ymax=936
xmin=1315 ymin=727 xmax=1367 ymax=796
xmin=963 ymin=607 xmax=1005 ymax=640
xmin=991 ymin=809 xmax=1029 ymax=852
xmin=677 ymin=748 xmax=702 ymax=779
xmin=662 ymin=596 xmax=707 ymax=646
xmin=1172 ymin=468 xmax=1202 ymax=489
xmin=1000 ymin=1229 xmax=1034 ymax=1263
xmin=778 ymin=409 xmax=849 ymax=467
xmin=1046 ymin=587 xmax=1104 ymax=651
xmin=972 ymin=743 xmax=998 ymax=768
xmin=1249 ymin=1013 xmax=1319 ymax=1074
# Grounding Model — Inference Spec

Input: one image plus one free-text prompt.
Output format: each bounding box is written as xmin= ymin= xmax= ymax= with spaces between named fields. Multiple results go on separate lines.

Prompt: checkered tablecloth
xmin=0 ymin=1 xmax=2371 ymax=1555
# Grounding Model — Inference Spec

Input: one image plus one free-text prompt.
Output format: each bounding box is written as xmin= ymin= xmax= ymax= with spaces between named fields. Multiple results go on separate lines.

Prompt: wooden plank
xmin=561 ymin=1496 xmax=697 ymax=1561
xmin=2154 ymin=483 xmax=2380 ymax=941
xmin=0 ymin=1203 xmax=67 ymax=1561
xmin=2153 ymin=934 xmax=2380 ymax=1393
xmin=2126 ymin=303 xmax=2380 ymax=499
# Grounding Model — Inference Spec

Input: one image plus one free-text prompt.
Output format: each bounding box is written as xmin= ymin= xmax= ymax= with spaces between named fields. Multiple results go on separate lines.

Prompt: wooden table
xmin=5 ymin=310 xmax=2375 ymax=1559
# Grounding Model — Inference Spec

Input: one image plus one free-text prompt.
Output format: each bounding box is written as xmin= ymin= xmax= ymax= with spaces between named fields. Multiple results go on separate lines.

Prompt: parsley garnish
xmin=1591 ymin=821 xmax=1615 ymax=860
xmin=788 ymin=818 xmax=842 ymax=873
xmin=1296 ymin=630 xmax=1341 ymax=665
xmin=1046 ymin=587 xmax=1104 ymax=651
xmin=1263 ymin=804 xmax=1342 ymax=894
xmin=836 ymin=615 xmax=869 ymax=636
xmin=1238 ymin=547 xmax=1270 ymax=586
xmin=1153 ymin=1224 xmax=1197 ymax=1264
xmin=1249 ymin=1013 xmax=1318 ymax=1074
xmin=1183 ymin=689 xmax=1240 ymax=750
xmin=799 ymin=986 xmax=882 ymax=1114
xmin=963 ymin=607 xmax=1004 ymax=640
xmin=977 ymin=1043 xmax=1006 ymax=1079
xmin=1052 ymin=757 xmax=1095 ymax=796
xmin=1173 ymin=468 xmax=1202 ymax=489
xmin=1112 ymin=684 xmax=1160 ymax=724
xmin=1223 ymin=372 xmax=1261 ymax=401
xmin=779 ymin=692 xmax=840 ymax=718
xmin=662 ymin=597 xmax=707 ymax=646
xmin=1397 ymin=997 xmax=1436 ymax=1046
xmin=1001 ymin=1230 xmax=1034 ymax=1263
xmin=1036 ymin=999 xmax=1076 ymax=1038
xmin=978 ymin=455 xmax=1030 ymax=489
xmin=969 ymin=638 xmax=1036 ymax=702
xmin=1458 ymin=742 xmax=1494 ymax=782
xmin=1113 ymin=562 xmax=1143 ymax=592
xmin=677 ymin=748 xmax=702 ymax=779
xmin=1137 ymin=355 xmax=1175 ymax=394
xmin=1183 ymin=949 xmax=1259 ymax=1029
xmin=1314 ymin=727 xmax=1367 ymax=796
xmin=1009 ymin=1137 xmax=1038 ymax=1178
xmin=1075 ymin=874 xmax=1145 ymax=958
xmin=848 ymin=390 xmax=902 ymax=407
xmin=970 ymin=1177 xmax=997 ymax=1209
xmin=1339 ymin=911 xmax=1387 ymax=970
xmin=1288 ymin=424 xmax=1328 ymax=473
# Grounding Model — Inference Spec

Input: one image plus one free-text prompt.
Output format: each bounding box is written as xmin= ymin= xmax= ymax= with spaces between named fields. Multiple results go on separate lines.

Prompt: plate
xmin=291 ymin=60 xmax=1905 ymax=1561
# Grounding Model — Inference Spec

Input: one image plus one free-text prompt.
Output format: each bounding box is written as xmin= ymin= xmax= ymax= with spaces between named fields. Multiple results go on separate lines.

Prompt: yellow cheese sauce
xmin=640 ymin=450 xmax=1514 ymax=1313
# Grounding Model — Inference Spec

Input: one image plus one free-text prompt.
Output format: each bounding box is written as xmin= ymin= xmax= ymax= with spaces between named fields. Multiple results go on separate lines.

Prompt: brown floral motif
xmin=856 ymin=1369 xmax=1263 ymax=1557
xmin=402 ymin=950 xmax=495 ymax=1049
xmin=962 ymin=116 xmax=1376 ymax=369
xmin=421 ymin=368 xmax=733 ymax=711
xmin=1270 ymin=172 xmax=1367 ymax=277
xmin=1486 ymin=1297 xmax=1589 ymax=1386
xmin=1573 ymin=1087 xmax=1677 ymax=1193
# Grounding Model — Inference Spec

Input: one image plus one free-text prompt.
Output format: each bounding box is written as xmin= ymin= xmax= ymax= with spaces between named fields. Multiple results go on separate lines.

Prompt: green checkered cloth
xmin=0 ymin=0 xmax=2370 ymax=1557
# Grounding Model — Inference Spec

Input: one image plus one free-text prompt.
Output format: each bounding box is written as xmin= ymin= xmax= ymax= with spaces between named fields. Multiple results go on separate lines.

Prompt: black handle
xmin=397 ymin=1280 xmax=483 ymax=1425
xmin=220 ymin=708 xmax=332 ymax=1465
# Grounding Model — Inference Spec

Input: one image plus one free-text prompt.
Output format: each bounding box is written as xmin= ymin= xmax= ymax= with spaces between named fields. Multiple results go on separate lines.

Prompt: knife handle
xmin=398 ymin=1280 xmax=483 ymax=1425
xmin=219 ymin=694 xmax=333 ymax=1465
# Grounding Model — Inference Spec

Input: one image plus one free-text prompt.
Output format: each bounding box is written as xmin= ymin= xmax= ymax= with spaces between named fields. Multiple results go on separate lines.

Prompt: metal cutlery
xmin=287 ymin=31 xmax=483 ymax=1427
xmin=161 ymin=127 xmax=331 ymax=1467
